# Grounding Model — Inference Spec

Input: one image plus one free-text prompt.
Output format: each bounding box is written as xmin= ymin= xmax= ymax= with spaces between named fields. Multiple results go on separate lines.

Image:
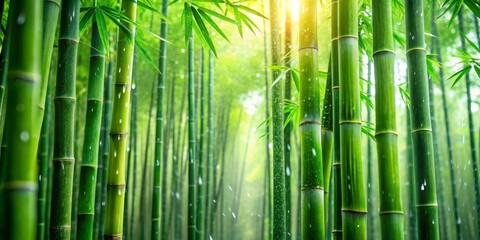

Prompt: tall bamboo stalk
xmin=187 ymin=32 xmax=197 ymax=240
xmin=330 ymin=0 xmax=342 ymax=238
xmin=298 ymin=0 xmax=324 ymax=238
xmin=205 ymin=50 xmax=215 ymax=240
xmin=104 ymin=0 xmax=137 ymax=238
xmin=405 ymin=0 xmax=440 ymax=238
xmin=76 ymin=11 xmax=106 ymax=240
xmin=196 ymin=48 xmax=206 ymax=240
xmin=405 ymin=96 xmax=417 ymax=240
xmin=457 ymin=7 xmax=480 ymax=234
xmin=338 ymin=0 xmax=367 ymax=238
xmin=366 ymin=59 xmax=374 ymax=240
xmin=284 ymin=0 xmax=292 ymax=237
xmin=152 ymin=0 xmax=169 ymax=238
xmin=269 ymin=0 xmax=285 ymax=238
xmin=322 ymin=59 xmax=333 ymax=238
xmin=49 ymin=0 xmax=80 ymax=238
xmin=38 ymin=75 xmax=52 ymax=240
xmin=372 ymin=0 xmax=404 ymax=238
xmin=2 ymin=1 xmax=42 ymax=239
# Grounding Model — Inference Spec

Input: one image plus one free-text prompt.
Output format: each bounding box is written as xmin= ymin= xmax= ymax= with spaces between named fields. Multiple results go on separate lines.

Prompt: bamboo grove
xmin=1 ymin=0 xmax=480 ymax=240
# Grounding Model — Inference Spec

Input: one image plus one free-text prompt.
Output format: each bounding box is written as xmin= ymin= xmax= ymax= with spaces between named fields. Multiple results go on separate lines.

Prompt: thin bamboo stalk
xmin=187 ymin=32 xmax=197 ymax=240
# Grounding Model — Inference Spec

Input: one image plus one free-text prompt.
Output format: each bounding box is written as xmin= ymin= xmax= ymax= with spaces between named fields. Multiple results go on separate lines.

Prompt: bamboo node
xmin=373 ymin=49 xmax=396 ymax=56
xmin=1 ymin=182 xmax=37 ymax=191
xmin=332 ymin=86 xmax=340 ymax=89
xmin=339 ymin=120 xmax=362 ymax=125
xmin=406 ymin=47 xmax=426 ymax=54
xmin=53 ymin=157 xmax=75 ymax=162
xmin=107 ymin=183 xmax=126 ymax=187
xmin=337 ymin=35 xmax=358 ymax=40
xmin=411 ymin=128 xmax=432 ymax=133
xmin=104 ymin=233 xmax=123 ymax=239
xmin=375 ymin=131 xmax=398 ymax=137
xmin=49 ymin=226 xmax=71 ymax=230
xmin=7 ymin=71 xmax=40 ymax=83
xmin=301 ymin=186 xmax=324 ymax=192
xmin=109 ymin=131 xmax=129 ymax=137
xmin=298 ymin=46 xmax=319 ymax=52
xmin=87 ymin=98 xmax=103 ymax=103
xmin=54 ymin=96 xmax=77 ymax=101
xmin=341 ymin=209 xmax=368 ymax=215
xmin=416 ymin=203 xmax=438 ymax=207
xmin=58 ymin=37 xmax=80 ymax=43
xmin=299 ymin=120 xmax=322 ymax=126
xmin=45 ymin=0 xmax=61 ymax=6
xmin=332 ymin=163 xmax=341 ymax=167
xmin=379 ymin=211 xmax=404 ymax=215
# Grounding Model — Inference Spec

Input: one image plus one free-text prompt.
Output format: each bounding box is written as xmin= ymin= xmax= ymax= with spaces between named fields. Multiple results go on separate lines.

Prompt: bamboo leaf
xmin=95 ymin=10 xmax=109 ymax=55
xmin=79 ymin=7 xmax=95 ymax=37
xmin=198 ymin=9 xmax=230 ymax=43
xmin=236 ymin=5 xmax=268 ymax=19
xmin=449 ymin=65 xmax=472 ymax=88
xmin=191 ymin=6 xmax=217 ymax=55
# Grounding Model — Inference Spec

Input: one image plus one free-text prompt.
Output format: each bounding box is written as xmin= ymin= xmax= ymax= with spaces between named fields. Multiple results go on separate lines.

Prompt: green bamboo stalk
xmin=153 ymin=1 xmax=169 ymax=239
xmin=129 ymin=72 xmax=141 ymax=240
xmin=49 ymin=0 xmax=80 ymax=238
xmin=322 ymin=59 xmax=333 ymax=238
xmin=76 ymin=10 xmax=106 ymax=239
xmin=404 ymin=0 xmax=440 ymax=238
xmin=97 ymin=60 xmax=114 ymax=240
xmin=0 ymin=2 xmax=10 ymax=145
xmin=284 ymin=0 xmax=292 ymax=238
xmin=372 ymin=0 xmax=404 ymax=238
xmin=366 ymin=59 xmax=374 ymax=240
xmin=206 ymin=50 xmax=215 ymax=240
xmin=405 ymin=94 xmax=417 ymax=240
xmin=38 ymin=75 xmax=53 ymax=240
xmin=104 ymin=0 xmax=137 ymax=238
xmin=269 ymin=0 xmax=285 ymax=238
xmin=338 ymin=0 xmax=367 ymax=238
xmin=2 ymin=1 xmax=42 ymax=239
xmin=196 ymin=48 xmax=206 ymax=240
xmin=187 ymin=32 xmax=196 ymax=240
xmin=330 ymin=0 xmax=342 ymax=238
xmin=298 ymin=0 xmax=324 ymax=238
xmin=431 ymin=2 xmax=460 ymax=237
xmin=457 ymin=7 xmax=480 ymax=234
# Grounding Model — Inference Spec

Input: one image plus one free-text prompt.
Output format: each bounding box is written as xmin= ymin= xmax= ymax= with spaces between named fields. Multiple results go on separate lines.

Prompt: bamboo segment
xmin=76 ymin=16 xmax=106 ymax=240
xmin=196 ymin=49 xmax=206 ymax=240
xmin=2 ymin=1 xmax=42 ymax=239
xmin=337 ymin=0 xmax=367 ymax=239
xmin=404 ymin=0 xmax=440 ymax=239
xmin=372 ymin=0 xmax=404 ymax=239
xmin=187 ymin=33 xmax=196 ymax=240
xmin=269 ymin=0 xmax=286 ymax=238
xmin=104 ymin=0 xmax=137 ymax=238
xmin=49 ymin=0 xmax=80 ymax=239
xmin=205 ymin=50 xmax=215 ymax=240
xmin=321 ymin=60 xmax=333 ymax=235
xmin=330 ymin=0 xmax=342 ymax=238
xmin=299 ymin=0 xmax=324 ymax=239
xmin=153 ymin=0 xmax=169 ymax=238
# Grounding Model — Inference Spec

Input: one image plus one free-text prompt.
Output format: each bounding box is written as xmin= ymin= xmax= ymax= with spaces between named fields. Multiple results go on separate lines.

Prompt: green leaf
xmin=198 ymin=9 xmax=230 ymax=43
xmin=191 ymin=6 xmax=217 ymax=55
xmin=95 ymin=10 xmax=109 ymax=55
xmin=448 ymin=65 xmax=471 ymax=88
xmin=236 ymin=5 xmax=268 ymax=19
xmin=291 ymin=69 xmax=299 ymax=91
xmin=79 ymin=7 xmax=95 ymax=37
xmin=183 ymin=2 xmax=193 ymax=44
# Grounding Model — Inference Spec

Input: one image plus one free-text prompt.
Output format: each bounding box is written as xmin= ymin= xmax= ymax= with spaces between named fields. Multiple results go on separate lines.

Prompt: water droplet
xmin=312 ymin=148 xmax=316 ymax=156
xmin=198 ymin=177 xmax=203 ymax=185
xmin=132 ymin=83 xmax=136 ymax=89
xmin=17 ymin=13 xmax=26 ymax=25
xmin=116 ymin=170 xmax=119 ymax=175
xmin=232 ymin=212 xmax=236 ymax=219
xmin=20 ymin=131 xmax=30 ymax=142
xmin=39 ymin=175 xmax=42 ymax=181
xmin=286 ymin=167 xmax=291 ymax=176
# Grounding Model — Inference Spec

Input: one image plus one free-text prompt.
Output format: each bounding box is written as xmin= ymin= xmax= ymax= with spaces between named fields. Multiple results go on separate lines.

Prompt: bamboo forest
xmin=4 ymin=0 xmax=480 ymax=240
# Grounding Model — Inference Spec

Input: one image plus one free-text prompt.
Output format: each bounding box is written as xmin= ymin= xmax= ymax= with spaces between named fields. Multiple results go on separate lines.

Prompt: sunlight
xmin=290 ymin=0 xmax=300 ymax=22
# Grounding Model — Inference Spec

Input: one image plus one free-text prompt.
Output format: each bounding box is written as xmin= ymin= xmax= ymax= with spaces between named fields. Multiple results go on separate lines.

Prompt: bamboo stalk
xmin=338 ymin=0 xmax=367 ymax=238
xmin=405 ymin=0 xmax=440 ymax=238
xmin=49 ymin=0 xmax=80 ymax=238
xmin=76 ymin=13 xmax=106 ymax=240
xmin=2 ymin=1 xmax=42 ymax=239
xmin=372 ymin=0 xmax=404 ymax=238
xmin=298 ymin=0 xmax=324 ymax=238
xmin=104 ymin=0 xmax=137 ymax=238
xmin=187 ymin=32 xmax=197 ymax=240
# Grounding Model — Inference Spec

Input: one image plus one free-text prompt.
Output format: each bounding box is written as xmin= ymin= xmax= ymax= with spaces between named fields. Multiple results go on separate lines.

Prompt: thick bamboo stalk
xmin=76 ymin=15 xmax=106 ymax=240
xmin=405 ymin=96 xmax=417 ymax=240
xmin=366 ymin=60 xmax=374 ymax=240
xmin=187 ymin=32 xmax=197 ymax=240
xmin=49 ymin=0 xmax=80 ymax=238
xmin=299 ymin=0 xmax=324 ymax=238
xmin=269 ymin=0 xmax=286 ymax=238
xmin=330 ymin=0 xmax=342 ymax=238
xmin=372 ymin=0 xmax=404 ymax=238
xmin=404 ymin=0 xmax=440 ymax=238
xmin=2 ymin=1 xmax=42 ymax=239
xmin=104 ymin=0 xmax=137 ymax=238
xmin=338 ymin=0 xmax=367 ymax=238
